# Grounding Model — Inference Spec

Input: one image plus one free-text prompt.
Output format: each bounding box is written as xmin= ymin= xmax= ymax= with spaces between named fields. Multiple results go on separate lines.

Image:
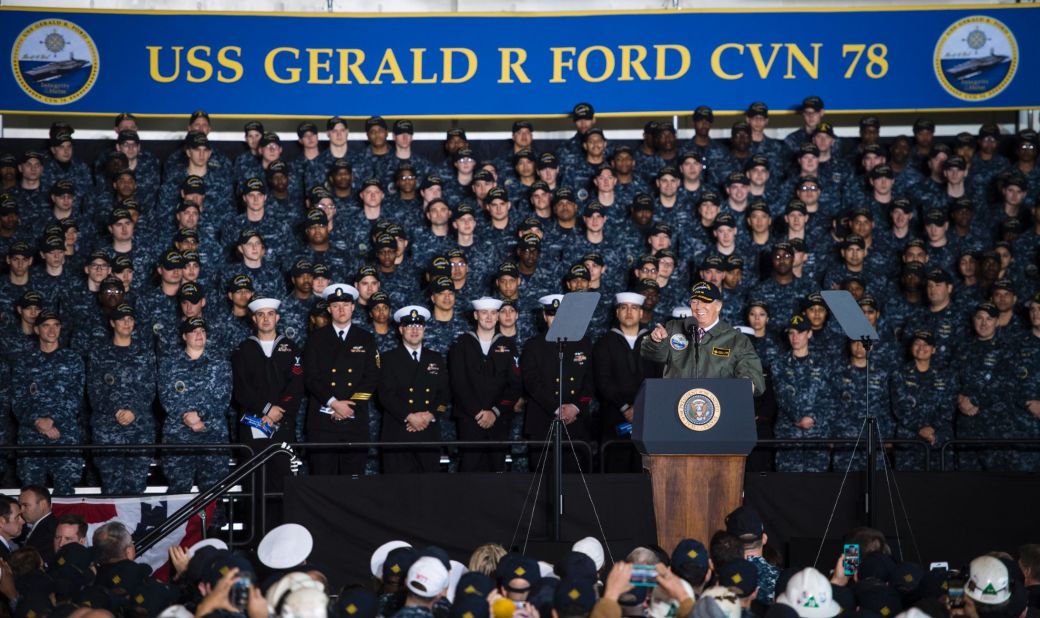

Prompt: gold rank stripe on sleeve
xmin=350 ymin=393 xmax=373 ymax=401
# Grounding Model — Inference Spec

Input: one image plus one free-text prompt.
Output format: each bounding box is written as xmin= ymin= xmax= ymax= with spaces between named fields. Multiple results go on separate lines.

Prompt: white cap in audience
xmin=777 ymin=567 xmax=840 ymax=618
xmin=572 ymin=536 xmax=605 ymax=570
xmin=406 ymin=556 xmax=450 ymax=598
xmin=258 ymin=523 xmax=314 ymax=570
xmin=370 ymin=540 xmax=412 ymax=578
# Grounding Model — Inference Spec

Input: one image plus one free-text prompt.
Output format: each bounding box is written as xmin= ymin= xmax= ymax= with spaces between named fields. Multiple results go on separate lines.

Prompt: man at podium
xmin=641 ymin=281 xmax=766 ymax=394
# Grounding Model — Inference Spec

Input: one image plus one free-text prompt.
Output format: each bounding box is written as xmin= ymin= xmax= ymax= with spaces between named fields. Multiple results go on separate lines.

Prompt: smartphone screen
xmin=843 ymin=544 xmax=860 ymax=577
xmin=630 ymin=564 xmax=658 ymax=587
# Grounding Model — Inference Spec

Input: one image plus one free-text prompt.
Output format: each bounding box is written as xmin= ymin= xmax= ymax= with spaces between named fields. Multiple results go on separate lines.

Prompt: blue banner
xmin=2 ymin=5 xmax=1039 ymax=118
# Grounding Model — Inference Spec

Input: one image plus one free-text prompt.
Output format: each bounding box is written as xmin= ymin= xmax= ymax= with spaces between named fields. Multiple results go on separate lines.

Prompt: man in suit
xmin=378 ymin=305 xmax=450 ymax=473
xmin=17 ymin=485 xmax=55 ymax=564
xmin=0 ymin=495 xmax=23 ymax=559
xmin=304 ymin=283 xmax=380 ymax=475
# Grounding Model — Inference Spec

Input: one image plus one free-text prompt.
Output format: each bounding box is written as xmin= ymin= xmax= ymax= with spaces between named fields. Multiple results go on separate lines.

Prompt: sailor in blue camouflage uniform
xmin=0 ymin=291 xmax=44 ymax=362
xmin=772 ymin=315 xmax=839 ymax=472
xmin=11 ymin=309 xmax=85 ymax=495
xmin=231 ymin=121 xmax=264 ymax=184
xmin=954 ymin=302 xmax=1018 ymax=471
xmin=11 ymin=151 xmax=49 ymax=225
xmin=210 ymin=275 xmax=256 ymax=358
xmin=218 ymin=229 xmax=285 ymax=298
xmin=112 ymin=129 xmax=162 ymax=204
xmin=279 ymin=259 xmax=316 ymax=348
xmin=748 ymin=243 xmax=812 ymax=336
xmin=921 ymin=267 xmax=965 ymax=367
xmin=219 ymin=177 xmax=293 ymax=265
xmin=1011 ymin=293 xmax=1040 ymax=471
xmin=422 ymin=276 xmax=469 ymax=355
xmin=890 ymin=330 xmax=955 ymax=471
xmin=383 ymin=120 xmax=433 ymax=188
xmin=556 ymin=103 xmax=597 ymax=169
xmin=162 ymin=111 xmax=233 ymax=178
xmin=302 ymin=117 xmax=358 ymax=191
xmin=158 ymin=132 xmax=236 ymax=235
xmin=746 ymin=102 xmax=785 ymax=172
xmin=833 ymin=340 xmax=893 ymax=471
xmin=158 ymin=317 xmax=233 ymax=493
xmin=41 ymin=127 xmax=93 ymax=196
xmin=68 ymin=275 xmax=127 ymax=354
xmin=86 ymin=303 xmax=157 ymax=495
xmin=684 ymin=106 xmax=736 ymax=184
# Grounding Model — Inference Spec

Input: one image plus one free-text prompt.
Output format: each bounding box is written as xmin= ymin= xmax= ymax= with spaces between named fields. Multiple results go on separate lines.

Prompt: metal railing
xmin=938 ymin=438 xmax=1040 ymax=472
xmin=599 ymin=437 xmax=935 ymax=471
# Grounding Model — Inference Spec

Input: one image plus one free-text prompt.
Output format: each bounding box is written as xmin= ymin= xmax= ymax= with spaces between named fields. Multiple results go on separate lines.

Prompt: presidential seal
xmin=934 ymin=15 xmax=1017 ymax=101
xmin=11 ymin=19 xmax=99 ymax=105
xmin=677 ymin=388 xmax=721 ymax=432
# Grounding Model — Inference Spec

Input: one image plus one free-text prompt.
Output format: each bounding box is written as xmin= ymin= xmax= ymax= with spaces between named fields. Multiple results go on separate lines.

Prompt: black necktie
xmin=339 ymin=330 xmax=346 ymax=341
xmin=412 ymin=350 xmax=420 ymax=362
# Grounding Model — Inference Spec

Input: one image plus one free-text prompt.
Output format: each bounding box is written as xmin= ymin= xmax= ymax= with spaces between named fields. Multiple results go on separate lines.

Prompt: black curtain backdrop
xmin=284 ymin=473 xmax=658 ymax=589
xmin=284 ymin=471 xmax=1040 ymax=590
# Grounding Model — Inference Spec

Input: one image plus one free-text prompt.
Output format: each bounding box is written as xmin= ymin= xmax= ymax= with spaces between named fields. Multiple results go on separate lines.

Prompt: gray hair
xmin=92 ymin=521 xmax=134 ymax=564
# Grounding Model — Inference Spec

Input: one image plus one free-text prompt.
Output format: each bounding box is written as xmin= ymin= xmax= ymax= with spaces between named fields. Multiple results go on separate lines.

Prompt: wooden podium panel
xmin=644 ymin=454 xmax=746 ymax=552
xmin=634 ymin=379 xmax=756 ymax=549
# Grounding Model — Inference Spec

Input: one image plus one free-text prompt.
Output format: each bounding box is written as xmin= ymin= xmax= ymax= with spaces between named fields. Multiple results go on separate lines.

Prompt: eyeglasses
xmin=449 ymin=261 xmax=467 ymax=267
xmin=798 ymin=184 xmax=820 ymax=191
xmin=399 ymin=175 xmax=416 ymax=180
xmin=89 ymin=263 xmax=110 ymax=270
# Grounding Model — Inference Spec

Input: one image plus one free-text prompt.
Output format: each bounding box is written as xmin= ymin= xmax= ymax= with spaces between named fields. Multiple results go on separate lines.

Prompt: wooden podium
xmin=633 ymin=379 xmax=756 ymax=552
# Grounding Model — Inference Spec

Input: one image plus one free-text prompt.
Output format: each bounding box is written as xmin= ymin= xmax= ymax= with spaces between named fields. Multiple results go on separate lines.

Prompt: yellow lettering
xmin=185 ymin=46 xmax=213 ymax=83
xmin=336 ymin=49 xmax=368 ymax=84
xmin=307 ymin=48 xmax=334 ymax=84
xmin=654 ymin=44 xmax=690 ymax=80
xmin=442 ymin=48 xmax=477 ymax=84
xmin=265 ymin=47 xmax=301 ymax=84
xmin=785 ymin=43 xmax=821 ymax=79
xmin=216 ymin=46 xmax=243 ymax=83
xmin=577 ymin=46 xmax=615 ymax=83
xmin=618 ymin=45 xmax=650 ymax=81
xmin=146 ymin=46 xmax=182 ymax=83
xmin=550 ymin=47 xmax=576 ymax=83
xmin=372 ymin=49 xmax=407 ymax=84
xmin=410 ymin=48 xmax=439 ymax=84
xmin=747 ymin=43 xmax=783 ymax=78
xmin=710 ymin=43 xmax=743 ymax=80
xmin=498 ymin=48 xmax=531 ymax=84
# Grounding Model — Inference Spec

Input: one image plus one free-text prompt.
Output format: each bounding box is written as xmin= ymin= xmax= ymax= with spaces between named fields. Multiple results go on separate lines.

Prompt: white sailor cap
xmin=471 ymin=297 xmax=503 ymax=311
xmin=615 ymin=292 xmax=646 ymax=306
xmin=247 ymin=297 xmax=281 ymax=312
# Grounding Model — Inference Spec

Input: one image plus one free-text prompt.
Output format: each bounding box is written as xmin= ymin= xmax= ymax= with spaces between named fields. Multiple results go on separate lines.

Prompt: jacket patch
xmin=711 ymin=347 xmax=731 ymax=357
